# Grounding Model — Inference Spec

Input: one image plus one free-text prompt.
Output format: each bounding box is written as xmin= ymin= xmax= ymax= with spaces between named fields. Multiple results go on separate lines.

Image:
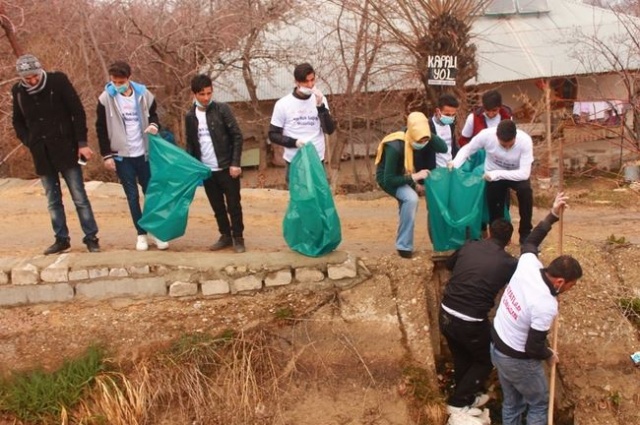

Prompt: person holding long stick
xmin=490 ymin=192 xmax=583 ymax=425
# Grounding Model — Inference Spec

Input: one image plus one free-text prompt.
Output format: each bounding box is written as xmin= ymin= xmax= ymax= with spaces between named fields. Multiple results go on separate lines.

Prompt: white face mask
xmin=298 ymin=86 xmax=313 ymax=96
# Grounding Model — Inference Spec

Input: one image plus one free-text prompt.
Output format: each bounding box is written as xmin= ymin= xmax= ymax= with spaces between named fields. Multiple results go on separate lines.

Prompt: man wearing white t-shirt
xmin=490 ymin=193 xmax=582 ymax=425
xmin=268 ymin=63 xmax=335 ymax=182
xmin=97 ymin=61 xmax=168 ymax=251
xmin=449 ymin=120 xmax=534 ymax=244
xmin=185 ymin=74 xmax=246 ymax=253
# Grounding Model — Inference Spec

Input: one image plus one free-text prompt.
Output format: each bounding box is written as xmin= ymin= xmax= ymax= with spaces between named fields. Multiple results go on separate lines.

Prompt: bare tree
xmin=0 ymin=1 xmax=23 ymax=56
xmin=0 ymin=0 xmax=295 ymax=180
xmin=323 ymin=0 xmax=387 ymax=189
xmin=569 ymin=6 xmax=640 ymax=156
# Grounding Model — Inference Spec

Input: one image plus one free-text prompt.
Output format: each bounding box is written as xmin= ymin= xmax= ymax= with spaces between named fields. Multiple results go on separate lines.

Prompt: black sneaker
xmin=44 ymin=238 xmax=71 ymax=255
xmin=84 ymin=236 xmax=100 ymax=253
xmin=397 ymin=249 xmax=413 ymax=259
xmin=210 ymin=235 xmax=232 ymax=251
xmin=233 ymin=237 xmax=246 ymax=253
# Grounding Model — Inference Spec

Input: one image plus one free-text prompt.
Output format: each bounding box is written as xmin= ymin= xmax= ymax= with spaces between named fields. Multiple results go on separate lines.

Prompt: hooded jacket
xmin=12 ymin=71 xmax=88 ymax=176
xmin=96 ymin=81 xmax=159 ymax=160
xmin=375 ymin=112 xmax=447 ymax=195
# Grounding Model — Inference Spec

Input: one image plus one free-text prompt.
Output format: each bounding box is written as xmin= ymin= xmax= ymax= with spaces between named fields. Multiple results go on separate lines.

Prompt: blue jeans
xmin=40 ymin=165 xmax=99 ymax=241
xmin=114 ymin=156 xmax=150 ymax=235
xmin=490 ymin=344 xmax=549 ymax=425
xmin=394 ymin=185 xmax=419 ymax=251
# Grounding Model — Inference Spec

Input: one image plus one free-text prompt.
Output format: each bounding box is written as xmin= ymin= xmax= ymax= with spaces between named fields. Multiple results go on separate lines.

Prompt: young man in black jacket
xmin=12 ymin=54 xmax=100 ymax=255
xmin=185 ymin=74 xmax=245 ymax=253
xmin=440 ymin=218 xmax=517 ymax=417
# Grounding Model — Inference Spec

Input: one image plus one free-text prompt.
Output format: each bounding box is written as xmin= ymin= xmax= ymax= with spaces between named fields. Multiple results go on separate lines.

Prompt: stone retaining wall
xmin=0 ymin=251 xmax=368 ymax=307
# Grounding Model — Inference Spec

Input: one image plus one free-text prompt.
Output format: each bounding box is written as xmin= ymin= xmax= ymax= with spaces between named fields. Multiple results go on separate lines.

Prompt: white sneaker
xmin=476 ymin=408 xmax=491 ymax=425
xmin=136 ymin=235 xmax=148 ymax=251
xmin=447 ymin=411 xmax=487 ymax=425
xmin=154 ymin=236 xmax=169 ymax=250
xmin=471 ymin=393 xmax=490 ymax=408
xmin=446 ymin=405 xmax=483 ymax=417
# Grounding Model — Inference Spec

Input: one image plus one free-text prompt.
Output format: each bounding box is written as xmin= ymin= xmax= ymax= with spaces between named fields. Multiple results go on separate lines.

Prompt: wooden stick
xmin=548 ymin=134 xmax=565 ymax=425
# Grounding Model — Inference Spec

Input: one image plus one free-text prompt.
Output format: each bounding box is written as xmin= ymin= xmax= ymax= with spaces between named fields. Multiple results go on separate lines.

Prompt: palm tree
xmin=370 ymin=0 xmax=486 ymax=115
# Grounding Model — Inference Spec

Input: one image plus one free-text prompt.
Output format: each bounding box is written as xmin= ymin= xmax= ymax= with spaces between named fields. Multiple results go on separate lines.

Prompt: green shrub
xmin=0 ymin=345 xmax=105 ymax=423
xmin=618 ymin=297 xmax=640 ymax=327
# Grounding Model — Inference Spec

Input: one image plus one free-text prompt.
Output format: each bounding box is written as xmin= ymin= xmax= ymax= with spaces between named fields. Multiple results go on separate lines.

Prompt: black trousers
xmin=439 ymin=307 xmax=493 ymax=407
xmin=202 ymin=169 xmax=244 ymax=238
xmin=486 ymin=178 xmax=533 ymax=242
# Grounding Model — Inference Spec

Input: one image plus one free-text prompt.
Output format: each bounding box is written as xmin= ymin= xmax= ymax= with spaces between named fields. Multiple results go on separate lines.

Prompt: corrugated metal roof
xmin=470 ymin=0 xmax=640 ymax=84
xmin=214 ymin=0 xmax=639 ymax=102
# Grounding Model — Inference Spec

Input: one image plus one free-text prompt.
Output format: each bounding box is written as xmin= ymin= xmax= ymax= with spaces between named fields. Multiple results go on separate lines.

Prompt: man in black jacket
xmin=440 ymin=218 xmax=517 ymax=417
xmin=185 ymin=74 xmax=245 ymax=253
xmin=12 ymin=54 xmax=100 ymax=254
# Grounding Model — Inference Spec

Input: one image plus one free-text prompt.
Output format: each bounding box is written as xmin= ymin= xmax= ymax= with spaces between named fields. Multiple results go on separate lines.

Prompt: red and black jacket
xmin=458 ymin=105 xmax=512 ymax=147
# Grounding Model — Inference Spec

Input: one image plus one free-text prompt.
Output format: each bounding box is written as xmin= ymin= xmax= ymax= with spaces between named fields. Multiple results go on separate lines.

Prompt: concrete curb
xmin=0 ymin=250 xmax=363 ymax=307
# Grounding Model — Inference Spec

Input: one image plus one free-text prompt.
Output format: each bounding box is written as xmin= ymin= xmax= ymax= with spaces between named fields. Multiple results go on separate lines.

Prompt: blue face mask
xmin=115 ymin=83 xmax=129 ymax=94
xmin=412 ymin=142 xmax=427 ymax=150
xmin=440 ymin=115 xmax=455 ymax=125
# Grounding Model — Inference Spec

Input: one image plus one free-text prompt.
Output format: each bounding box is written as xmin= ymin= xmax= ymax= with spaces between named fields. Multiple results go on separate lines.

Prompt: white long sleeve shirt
xmin=452 ymin=127 xmax=533 ymax=181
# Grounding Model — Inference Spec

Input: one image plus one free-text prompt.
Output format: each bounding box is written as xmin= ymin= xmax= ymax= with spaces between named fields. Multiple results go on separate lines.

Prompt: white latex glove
xmin=295 ymin=139 xmax=308 ymax=148
xmin=144 ymin=124 xmax=158 ymax=135
xmin=411 ymin=169 xmax=429 ymax=182
xmin=312 ymin=87 xmax=324 ymax=106
xmin=447 ymin=161 xmax=454 ymax=171
xmin=551 ymin=192 xmax=569 ymax=216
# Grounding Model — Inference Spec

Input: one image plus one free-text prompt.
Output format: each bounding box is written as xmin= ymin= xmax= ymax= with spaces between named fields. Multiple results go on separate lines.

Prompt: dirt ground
xmin=1 ymin=168 xmax=640 ymax=424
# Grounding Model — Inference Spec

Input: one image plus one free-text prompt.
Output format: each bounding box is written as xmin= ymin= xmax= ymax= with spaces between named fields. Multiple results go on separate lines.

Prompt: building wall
xmin=576 ymin=74 xmax=630 ymax=101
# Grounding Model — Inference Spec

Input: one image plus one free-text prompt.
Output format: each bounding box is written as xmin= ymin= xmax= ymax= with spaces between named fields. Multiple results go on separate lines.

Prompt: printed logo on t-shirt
xmin=198 ymin=125 xmax=211 ymax=139
xmin=494 ymin=156 xmax=519 ymax=170
xmin=291 ymin=112 xmax=320 ymax=127
xmin=502 ymin=285 xmax=522 ymax=321
xmin=122 ymin=109 xmax=139 ymax=125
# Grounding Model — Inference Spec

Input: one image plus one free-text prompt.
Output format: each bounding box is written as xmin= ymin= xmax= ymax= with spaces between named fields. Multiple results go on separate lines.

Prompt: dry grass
xmin=78 ymin=369 xmax=151 ymax=425
xmin=65 ymin=329 xmax=286 ymax=425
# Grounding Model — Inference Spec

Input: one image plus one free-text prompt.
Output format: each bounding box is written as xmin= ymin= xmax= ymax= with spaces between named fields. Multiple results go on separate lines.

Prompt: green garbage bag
xmin=138 ymin=134 xmax=212 ymax=241
xmin=425 ymin=167 xmax=486 ymax=252
xmin=460 ymin=149 xmax=510 ymax=227
xmin=283 ymin=143 xmax=341 ymax=257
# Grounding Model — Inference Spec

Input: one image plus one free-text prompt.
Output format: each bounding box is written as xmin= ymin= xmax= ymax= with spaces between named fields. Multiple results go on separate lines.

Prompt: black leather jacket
xmin=185 ymin=101 xmax=243 ymax=168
